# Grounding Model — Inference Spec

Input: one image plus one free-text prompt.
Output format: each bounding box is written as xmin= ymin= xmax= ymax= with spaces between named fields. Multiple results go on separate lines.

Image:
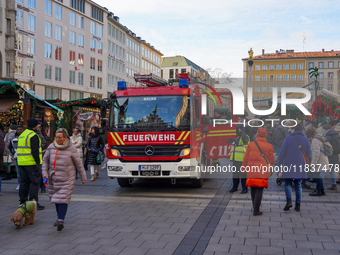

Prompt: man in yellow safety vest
xmin=17 ymin=118 xmax=44 ymax=210
xmin=229 ymin=126 xmax=250 ymax=194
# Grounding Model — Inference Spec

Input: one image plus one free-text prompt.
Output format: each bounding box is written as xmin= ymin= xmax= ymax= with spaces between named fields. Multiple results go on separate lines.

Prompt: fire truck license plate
xmin=139 ymin=165 xmax=161 ymax=171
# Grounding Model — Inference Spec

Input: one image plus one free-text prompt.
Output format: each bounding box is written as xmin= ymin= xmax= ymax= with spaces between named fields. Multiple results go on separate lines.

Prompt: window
xmin=53 ymin=26 xmax=62 ymax=41
xmin=297 ymin=84 xmax=303 ymax=88
xmin=78 ymin=16 xmax=84 ymax=29
xmin=283 ymin=64 xmax=289 ymax=70
xmin=169 ymin=69 xmax=174 ymax=78
xmin=90 ymin=75 xmax=95 ymax=88
xmin=6 ymin=62 xmax=10 ymax=77
xmin=90 ymin=57 xmax=95 ymax=70
xmin=56 ymin=5 xmax=62 ymax=20
xmin=254 ymin=64 xmax=260 ymax=71
xmin=328 ymin=84 xmax=333 ymax=91
xmin=70 ymin=0 xmax=85 ymax=13
xmin=97 ymin=60 xmax=102 ymax=72
xmin=254 ymin=85 xmax=260 ymax=92
xmin=91 ymin=6 xmax=103 ymax=22
xmin=78 ymin=73 xmax=83 ymax=85
xmin=309 ymin=62 xmax=314 ymax=68
xmin=44 ymin=64 xmax=52 ymax=80
xmin=16 ymin=0 xmax=23 ymax=2
xmin=262 ymin=75 xmax=267 ymax=81
xmin=298 ymin=74 xmax=303 ymax=81
xmin=98 ymin=42 xmax=102 ymax=54
xmin=329 ymin=62 xmax=334 ymax=68
xmin=69 ymin=51 xmax=75 ymax=65
xmin=55 ymin=67 xmax=62 ymax=81
xmin=90 ymin=21 xmax=96 ymax=34
xmin=276 ymin=75 xmax=281 ymax=81
xmin=269 ymin=75 xmax=274 ymax=81
xmin=15 ymin=33 xmax=23 ymax=50
xmin=283 ymin=75 xmax=289 ymax=81
xmin=262 ymin=85 xmax=267 ymax=92
xmin=318 ymin=62 xmax=323 ymax=68
xmin=90 ymin=39 xmax=95 ymax=52
xmin=291 ymin=75 xmax=296 ymax=81
xmin=70 ymin=31 xmax=76 ymax=44
xmin=291 ymin=63 xmax=296 ymax=70
xmin=290 ymin=84 xmax=296 ymax=87
xmin=70 ymin=11 xmax=76 ymax=26
xmin=15 ymin=58 xmax=23 ymax=74
xmin=269 ymin=64 xmax=274 ymax=71
xmin=70 ymin=91 xmax=84 ymax=100
xmin=28 ymin=0 xmax=36 ymax=9
xmin=16 ymin=10 xmax=23 ymax=27
xmin=45 ymin=21 xmax=52 ymax=37
xmin=45 ymin=0 xmax=52 ymax=16
xmin=328 ymin=72 xmax=334 ymax=80
xmin=55 ymin=46 xmax=62 ymax=61
xmin=181 ymin=68 xmax=186 ymax=73
xmin=69 ymin=70 xmax=75 ymax=84
xmin=78 ymin=53 xmax=83 ymax=66
xmin=298 ymin=63 xmax=303 ymax=70
xmin=97 ymin=77 xmax=102 ymax=89
xmin=255 ymin=75 xmax=260 ymax=81
xmin=45 ymin=43 xmax=52 ymax=58
xmin=78 ymin=34 xmax=84 ymax=47
xmin=276 ymin=64 xmax=282 ymax=70
xmin=276 ymin=85 xmax=281 ymax=92
xmin=98 ymin=24 xmax=103 ymax=37
xmin=27 ymin=15 xmax=35 ymax=31
xmin=319 ymin=72 xmax=324 ymax=79
xmin=261 ymin=96 xmax=267 ymax=106
xmin=45 ymin=87 xmax=61 ymax=100
xmin=27 ymin=61 xmax=35 ymax=76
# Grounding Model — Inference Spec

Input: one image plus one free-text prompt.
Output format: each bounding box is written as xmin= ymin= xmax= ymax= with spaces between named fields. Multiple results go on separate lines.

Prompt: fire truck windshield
xmin=109 ymin=95 xmax=191 ymax=130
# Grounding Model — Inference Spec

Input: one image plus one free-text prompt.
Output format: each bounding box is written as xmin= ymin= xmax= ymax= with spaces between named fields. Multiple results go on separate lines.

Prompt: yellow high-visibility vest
xmin=230 ymin=135 xmax=249 ymax=162
xmin=17 ymin=129 xmax=42 ymax=166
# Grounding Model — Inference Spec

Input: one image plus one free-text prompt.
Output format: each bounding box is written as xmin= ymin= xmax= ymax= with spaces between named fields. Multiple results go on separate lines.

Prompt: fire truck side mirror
xmin=100 ymin=100 xmax=107 ymax=118
xmin=201 ymin=116 xmax=210 ymax=126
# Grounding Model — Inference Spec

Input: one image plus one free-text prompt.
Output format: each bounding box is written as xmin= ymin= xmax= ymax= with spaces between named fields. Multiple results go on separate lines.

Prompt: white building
xmin=125 ymin=30 xmax=141 ymax=88
xmin=14 ymin=0 xmax=108 ymax=100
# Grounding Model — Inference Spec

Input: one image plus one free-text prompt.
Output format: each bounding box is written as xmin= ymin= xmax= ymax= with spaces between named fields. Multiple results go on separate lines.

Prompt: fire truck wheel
xmin=117 ymin=178 xmax=133 ymax=187
xmin=191 ymin=178 xmax=203 ymax=188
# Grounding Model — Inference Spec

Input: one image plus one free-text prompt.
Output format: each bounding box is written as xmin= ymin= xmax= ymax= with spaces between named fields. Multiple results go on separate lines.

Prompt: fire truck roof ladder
xmin=134 ymin=73 xmax=168 ymax=87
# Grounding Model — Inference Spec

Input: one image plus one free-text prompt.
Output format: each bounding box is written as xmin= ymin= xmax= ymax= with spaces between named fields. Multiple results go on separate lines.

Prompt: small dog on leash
xmin=9 ymin=200 xmax=37 ymax=229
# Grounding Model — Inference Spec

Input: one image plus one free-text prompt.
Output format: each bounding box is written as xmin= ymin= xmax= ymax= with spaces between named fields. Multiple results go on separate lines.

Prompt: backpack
xmin=321 ymin=141 xmax=333 ymax=156
xmin=331 ymin=134 xmax=340 ymax=155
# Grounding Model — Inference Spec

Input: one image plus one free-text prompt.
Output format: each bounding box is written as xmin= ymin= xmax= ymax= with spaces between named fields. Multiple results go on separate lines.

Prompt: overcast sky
xmin=98 ymin=0 xmax=340 ymax=77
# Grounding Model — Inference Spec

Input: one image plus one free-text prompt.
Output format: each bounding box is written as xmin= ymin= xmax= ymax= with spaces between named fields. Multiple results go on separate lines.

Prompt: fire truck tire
xmin=191 ymin=178 xmax=203 ymax=188
xmin=117 ymin=178 xmax=133 ymax=187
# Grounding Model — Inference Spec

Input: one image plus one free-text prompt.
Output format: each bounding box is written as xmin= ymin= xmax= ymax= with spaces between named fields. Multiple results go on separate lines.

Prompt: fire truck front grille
xmin=112 ymin=145 xmax=189 ymax=157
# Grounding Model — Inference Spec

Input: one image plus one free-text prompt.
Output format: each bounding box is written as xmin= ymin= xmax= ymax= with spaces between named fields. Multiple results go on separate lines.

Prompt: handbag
xmin=254 ymin=141 xmax=273 ymax=177
xmin=96 ymin=150 xmax=105 ymax=164
xmin=3 ymin=152 xmax=11 ymax=166
xmin=291 ymin=135 xmax=309 ymax=164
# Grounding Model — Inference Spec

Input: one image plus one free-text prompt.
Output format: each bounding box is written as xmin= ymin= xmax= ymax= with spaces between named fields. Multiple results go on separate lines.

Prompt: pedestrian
xmin=303 ymin=119 xmax=314 ymax=133
xmin=305 ymin=127 xmax=329 ymax=196
xmin=229 ymin=126 xmax=250 ymax=194
xmin=273 ymin=120 xmax=288 ymax=154
xmin=334 ymin=123 xmax=340 ymax=183
xmin=42 ymin=128 xmax=86 ymax=231
xmin=248 ymin=121 xmax=260 ymax=142
xmin=322 ymin=124 xmax=339 ymax=191
xmin=8 ymin=126 xmax=24 ymax=191
xmin=277 ymin=123 xmax=311 ymax=212
xmin=36 ymin=127 xmax=48 ymax=194
xmin=2 ymin=124 xmax=17 ymax=180
xmin=0 ymin=123 xmax=6 ymax=137
xmin=70 ymin=127 xmax=83 ymax=159
xmin=0 ymin=130 xmax=5 ymax=196
xmin=17 ymin=118 xmax=45 ymax=210
xmin=316 ymin=121 xmax=327 ymax=134
xmin=242 ymin=128 xmax=275 ymax=216
xmin=264 ymin=121 xmax=274 ymax=145
xmin=86 ymin=126 xmax=104 ymax=181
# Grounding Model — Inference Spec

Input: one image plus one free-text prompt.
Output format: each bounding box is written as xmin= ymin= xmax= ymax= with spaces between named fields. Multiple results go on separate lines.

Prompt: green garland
xmin=54 ymin=97 xmax=102 ymax=108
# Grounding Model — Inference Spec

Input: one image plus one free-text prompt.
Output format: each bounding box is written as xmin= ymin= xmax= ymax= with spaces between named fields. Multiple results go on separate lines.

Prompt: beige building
xmin=0 ymin=0 xmax=15 ymax=80
xmin=140 ymin=41 xmax=162 ymax=76
xmin=14 ymin=0 xmax=108 ymax=100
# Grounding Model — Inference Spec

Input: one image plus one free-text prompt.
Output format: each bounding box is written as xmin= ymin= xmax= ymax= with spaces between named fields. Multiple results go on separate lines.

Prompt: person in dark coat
xmin=273 ymin=120 xmax=289 ymax=153
xmin=277 ymin=123 xmax=312 ymax=212
xmin=0 ymin=131 xmax=5 ymax=195
xmin=322 ymin=124 xmax=339 ymax=191
xmin=86 ymin=126 xmax=104 ymax=181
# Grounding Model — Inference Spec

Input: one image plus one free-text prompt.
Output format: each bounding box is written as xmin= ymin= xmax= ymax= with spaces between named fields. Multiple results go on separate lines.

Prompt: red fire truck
xmin=100 ymin=73 xmax=236 ymax=188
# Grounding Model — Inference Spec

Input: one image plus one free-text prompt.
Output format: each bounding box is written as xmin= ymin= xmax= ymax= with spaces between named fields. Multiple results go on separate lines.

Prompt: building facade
xmin=13 ymin=0 xmax=108 ymax=100
xmin=140 ymin=41 xmax=162 ymax=76
xmin=125 ymin=30 xmax=140 ymax=87
xmin=0 ymin=0 xmax=16 ymax=80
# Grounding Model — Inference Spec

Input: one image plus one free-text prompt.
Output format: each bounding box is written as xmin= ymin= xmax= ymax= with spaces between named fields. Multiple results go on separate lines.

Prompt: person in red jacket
xmin=242 ymin=128 xmax=275 ymax=216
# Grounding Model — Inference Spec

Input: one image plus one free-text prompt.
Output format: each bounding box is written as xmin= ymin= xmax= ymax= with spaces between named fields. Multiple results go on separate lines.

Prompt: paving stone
xmin=270 ymin=239 xmax=296 ymax=248
xmin=282 ymin=233 xmax=308 ymax=241
xmin=296 ymin=240 xmax=324 ymax=249
xmin=229 ymin=244 xmax=256 ymax=253
xmin=283 ymin=247 xmax=313 ymax=255
xmin=256 ymin=246 xmax=284 ymax=255
xmin=322 ymin=242 xmax=340 ymax=250
xmin=219 ymin=237 xmax=245 ymax=245
xmin=245 ymin=238 xmax=270 ymax=246
xmin=307 ymin=234 xmax=335 ymax=243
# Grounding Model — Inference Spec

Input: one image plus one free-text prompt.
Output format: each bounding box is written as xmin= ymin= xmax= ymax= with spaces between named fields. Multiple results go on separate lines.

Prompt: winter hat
xmin=27 ymin=118 xmax=39 ymax=129
xmin=9 ymin=125 xmax=17 ymax=130
xmin=256 ymin=128 xmax=267 ymax=138
xmin=323 ymin=124 xmax=332 ymax=130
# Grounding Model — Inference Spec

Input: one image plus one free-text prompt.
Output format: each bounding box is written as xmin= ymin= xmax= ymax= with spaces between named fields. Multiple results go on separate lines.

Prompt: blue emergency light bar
xmin=179 ymin=79 xmax=189 ymax=88
xmin=117 ymin=81 xmax=127 ymax=90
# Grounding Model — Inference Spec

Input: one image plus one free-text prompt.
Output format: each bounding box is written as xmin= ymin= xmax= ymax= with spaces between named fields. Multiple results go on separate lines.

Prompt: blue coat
xmin=277 ymin=130 xmax=312 ymax=179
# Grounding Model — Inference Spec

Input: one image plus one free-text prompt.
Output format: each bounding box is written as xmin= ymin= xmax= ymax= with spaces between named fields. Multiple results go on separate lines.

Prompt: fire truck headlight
xmin=178 ymin=166 xmax=196 ymax=171
xmin=108 ymin=166 xmax=123 ymax=171
xmin=179 ymin=148 xmax=190 ymax=157
xmin=111 ymin=149 xmax=121 ymax=157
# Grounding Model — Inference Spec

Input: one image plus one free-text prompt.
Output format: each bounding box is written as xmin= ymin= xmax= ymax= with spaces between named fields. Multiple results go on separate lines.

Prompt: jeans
xmin=14 ymin=158 xmax=22 ymax=184
xmin=250 ymin=187 xmax=263 ymax=213
xmin=55 ymin=203 xmax=68 ymax=221
xmin=315 ymin=173 xmax=325 ymax=192
xmin=284 ymin=179 xmax=302 ymax=203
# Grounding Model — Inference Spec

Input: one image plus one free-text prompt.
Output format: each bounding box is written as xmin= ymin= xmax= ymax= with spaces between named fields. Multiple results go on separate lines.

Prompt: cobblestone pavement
xmin=0 ymin=167 xmax=339 ymax=255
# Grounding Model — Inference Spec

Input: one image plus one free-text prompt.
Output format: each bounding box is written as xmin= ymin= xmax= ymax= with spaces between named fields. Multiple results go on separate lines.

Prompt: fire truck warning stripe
xmin=180 ymin=131 xmax=191 ymax=144
xmin=110 ymin=132 xmax=120 ymax=145
xmin=207 ymin=133 xmax=236 ymax=137
xmin=174 ymin=131 xmax=186 ymax=145
xmin=209 ymin=130 xmax=235 ymax=133
xmin=114 ymin=133 xmax=125 ymax=145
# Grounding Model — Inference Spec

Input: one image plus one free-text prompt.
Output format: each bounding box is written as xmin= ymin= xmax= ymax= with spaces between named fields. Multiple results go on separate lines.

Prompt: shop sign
xmin=16 ymin=27 xmax=35 ymax=37
xmin=79 ymin=112 xmax=93 ymax=121
xmin=24 ymin=95 xmax=30 ymax=104
xmin=93 ymin=35 xmax=102 ymax=41
xmin=18 ymin=52 xmax=34 ymax=59
xmin=17 ymin=4 xmax=33 ymax=13
xmin=108 ymin=53 xmax=124 ymax=63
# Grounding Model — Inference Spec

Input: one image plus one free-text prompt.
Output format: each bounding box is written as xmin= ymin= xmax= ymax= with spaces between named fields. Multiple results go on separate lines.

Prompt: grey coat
xmin=310 ymin=135 xmax=329 ymax=172
xmin=273 ymin=125 xmax=288 ymax=148
xmin=42 ymin=139 xmax=86 ymax=204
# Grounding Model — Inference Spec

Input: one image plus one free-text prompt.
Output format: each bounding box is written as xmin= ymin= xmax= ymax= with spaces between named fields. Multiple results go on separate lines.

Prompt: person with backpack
xmin=322 ymin=124 xmax=340 ymax=191
xmin=277 ymin=123 xmax=312 ymax=212
xmin=305 ymin=127 xmax=330 ymax=196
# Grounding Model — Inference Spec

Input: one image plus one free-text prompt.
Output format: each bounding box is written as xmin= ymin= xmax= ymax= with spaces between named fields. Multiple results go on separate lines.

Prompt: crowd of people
xmin=230 ymin=117 xmax=340 ymax=216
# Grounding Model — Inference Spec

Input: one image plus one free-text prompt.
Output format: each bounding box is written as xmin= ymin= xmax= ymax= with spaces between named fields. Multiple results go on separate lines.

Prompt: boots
xmin=294 ymin=203 xmax=301 ymax=212
xmin=94 ymin=172 xmax=99 ymax=179
xmin=327 ymin=184 xmax=338 ymax=191
xmin=90 ymin=174 xmax=95 ymax=181
xmin=283 ymin=198 xmax=293 ymax=211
